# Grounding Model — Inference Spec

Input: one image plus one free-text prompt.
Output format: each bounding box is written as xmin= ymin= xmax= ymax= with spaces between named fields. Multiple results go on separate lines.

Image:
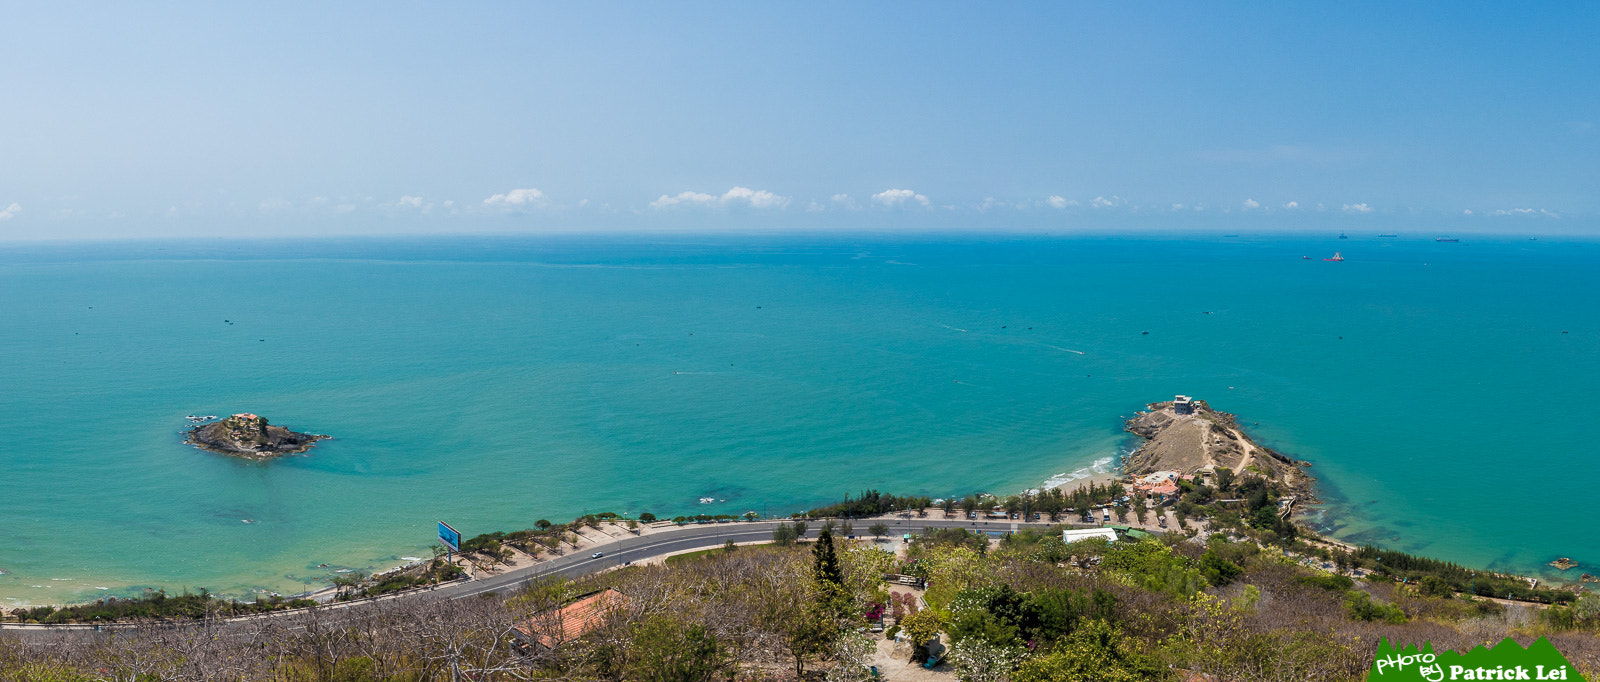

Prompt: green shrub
xmin=1344 ymin=591 xmax=1407 ymax=624
xmin=1297 ymin=574 xmax=1355 ymax=592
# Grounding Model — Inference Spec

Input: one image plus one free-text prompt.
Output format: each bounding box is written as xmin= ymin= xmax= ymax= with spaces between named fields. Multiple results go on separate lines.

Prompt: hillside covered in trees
xmin=3 ymin=522 xmax=1597 ymax=681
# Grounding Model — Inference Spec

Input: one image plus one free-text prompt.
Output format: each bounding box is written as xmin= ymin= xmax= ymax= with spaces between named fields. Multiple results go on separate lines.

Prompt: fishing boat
xmin=1324 ymin=252 xmax=1344 ymax=262
xmin=1436 ymin=237 xmax=1459 ymax=242
xmin=1338 ymin=233 xmax=1348 ymax=239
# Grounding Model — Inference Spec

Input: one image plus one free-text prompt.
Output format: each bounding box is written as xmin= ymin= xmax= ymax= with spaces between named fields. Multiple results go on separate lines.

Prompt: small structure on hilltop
xmin=1173 ymin=395 xmax=1195 ymax=415
xmin=187 ymin=413 xmax=329 ymax=460
xmin=515 ymin=588 xmax=625 ymax=650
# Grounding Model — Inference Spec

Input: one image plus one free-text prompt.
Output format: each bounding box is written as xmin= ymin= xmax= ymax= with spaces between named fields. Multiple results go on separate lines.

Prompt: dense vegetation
xmin=9 ymin=589 xmax=316 ymax=624
xmin=3 ymin=525 xmax=1596 ymax=681
xmin=810 ymin=485 xmax=1131 ymax=522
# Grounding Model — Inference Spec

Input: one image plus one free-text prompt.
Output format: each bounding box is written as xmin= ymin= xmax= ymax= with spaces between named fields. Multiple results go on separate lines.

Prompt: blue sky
xmin=1 ymin=2 xmax=1595 ymax=239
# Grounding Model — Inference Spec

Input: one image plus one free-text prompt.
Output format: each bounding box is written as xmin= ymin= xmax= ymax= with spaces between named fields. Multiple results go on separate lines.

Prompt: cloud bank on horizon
xmin=0 ymin=2 xmax=1594 ymax=240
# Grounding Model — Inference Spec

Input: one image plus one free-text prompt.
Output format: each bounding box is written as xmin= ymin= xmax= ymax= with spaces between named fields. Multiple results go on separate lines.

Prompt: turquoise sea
xmin=1 ymin=234 xmax=1596 ymax=605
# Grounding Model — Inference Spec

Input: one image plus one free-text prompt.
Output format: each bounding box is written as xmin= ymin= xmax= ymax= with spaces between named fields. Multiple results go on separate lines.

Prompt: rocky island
xmin=1124 ymin=395 xmax=1315 ymax=496
xmin=187 ymin=413 xmax=328 ymax=460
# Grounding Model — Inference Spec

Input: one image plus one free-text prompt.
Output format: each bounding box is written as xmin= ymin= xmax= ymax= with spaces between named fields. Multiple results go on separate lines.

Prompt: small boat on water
xmin=1324 ymin=252 xmax=1344 ymax=262
xmin=1378 ymin=233 xmax=1398 ymax=237
xmin=1436 ymin=237 xmax=1460 ymax=242
xmin=1338 ymin=233 xmax=1348 ymax=239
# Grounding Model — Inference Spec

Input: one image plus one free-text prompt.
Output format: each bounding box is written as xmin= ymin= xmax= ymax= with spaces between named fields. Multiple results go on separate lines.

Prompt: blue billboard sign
xmin=438 ymin=521 xmax=461 ymax=552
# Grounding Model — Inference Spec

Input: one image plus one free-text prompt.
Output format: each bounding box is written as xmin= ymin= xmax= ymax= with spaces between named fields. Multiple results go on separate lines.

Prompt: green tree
xmin=781 ymin=604 xmax=839 ymax=677
xmin=1025 ymin=588 xmax=1115 ymax=645
xmin=869 ymin=522 xmax=890 ymax=539
xmin=1199 ymin=548 xmax=1244 ymax=586
xmin=949 ymin=638 xmax=1025 ymax=682
xmin=629 ymin=617 xmax=731 ymax=682
xmin=1574 ymin=592 xmax=1600 ymax=623
xmin=814 ymin=527 xmax=844 ymax=588
xmin=900 ymin=609 xmax=947 ymax=649
xmin=1214 ymin=467 xmax=1236 ymax=492
xmin=638 ymin=512 xmax=656 ymax=522
xmin=1419 ymin=575 xmax=1454 ymax=598
xmin=773 ymin=523 xmax=799 ymax=546
xmin=1012 ymin=619 xmax=1163 ymax=682
xmin=948 ymin=609 xmax=1019 ymax=647
xmin=824 ymin=631 xmax=878 ymax=682
xmin=1343 ymin=591 xmax=1407 ymax=624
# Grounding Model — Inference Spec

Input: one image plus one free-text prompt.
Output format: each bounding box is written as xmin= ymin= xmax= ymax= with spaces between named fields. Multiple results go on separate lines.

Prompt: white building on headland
xmin=1173 ymin=395 xmax=1194 ymax=414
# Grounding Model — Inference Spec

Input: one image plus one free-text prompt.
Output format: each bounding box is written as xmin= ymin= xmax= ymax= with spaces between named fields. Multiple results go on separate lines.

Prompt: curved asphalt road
xmin=446 ymin=515 xmax=1032 ymax=598
xmin=0 ymin=515 xmax=1046 ymax=634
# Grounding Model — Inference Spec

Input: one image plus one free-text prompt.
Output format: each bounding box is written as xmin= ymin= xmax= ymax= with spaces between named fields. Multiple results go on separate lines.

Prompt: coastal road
xmin=443 ymin=515 xmax=1033 ymax=599
xmin=0 ymin=515 xmax=1055 ymax=636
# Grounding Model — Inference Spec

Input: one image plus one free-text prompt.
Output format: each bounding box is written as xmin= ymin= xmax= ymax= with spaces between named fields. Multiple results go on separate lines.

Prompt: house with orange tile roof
xmin=514 ymin=588 xmax=625 ymax=649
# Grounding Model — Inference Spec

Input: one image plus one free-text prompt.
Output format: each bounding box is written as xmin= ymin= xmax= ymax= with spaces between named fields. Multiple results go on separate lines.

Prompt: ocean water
xmin=0 ymin=234 xmax=1596 ymax=604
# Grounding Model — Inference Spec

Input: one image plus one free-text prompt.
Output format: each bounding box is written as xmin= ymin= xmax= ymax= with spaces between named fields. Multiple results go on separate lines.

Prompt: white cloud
xmin=1171 ymin=203 xmax=1185 ymax=211
xmin=650 ymin=191 xmax=716 ymax=208
xmin=805 ymin=201 xmax=825 ymax=212
xmin=1090 ymin=195 xmax=1124 ymax=208
xmin=1342 ymin=203 xmax=1373 ymax=213
xmin=1491 ymin=208 xmax=1559 ymax=218
xmin=1242 ymin=198 xmax=1261 ymax=210
xmin=397 ymin=195 xmax=424 ymax=208
xmin=0 ymin=203 xmax=20 ymax=221
xmin=650 ymin=187 xmax=789 ymax=210
xmin=443 ymin=200 xmax=455 ymax=207
xmin=719 ymin=186 xmax=789 ymax=209
xmin=483 ymin=188 xmax=547 ymax=207
xmin=1046 ymin=195 xmax=1074 ymax=209
xmin=1463 ymin=209 xmax=1472 ymax=215
xmin=872 ymin=188 xmax=930 ymax=207
xmin=1284 ymin=201 xmax=1299 ymax=209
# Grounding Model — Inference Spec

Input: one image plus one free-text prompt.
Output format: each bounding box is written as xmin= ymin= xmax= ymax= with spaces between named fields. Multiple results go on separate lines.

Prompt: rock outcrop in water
xmin=1124 ymin=398 xmax=1313 ymax=494
xmin=187 ymin=413 xmax=328 ymax=460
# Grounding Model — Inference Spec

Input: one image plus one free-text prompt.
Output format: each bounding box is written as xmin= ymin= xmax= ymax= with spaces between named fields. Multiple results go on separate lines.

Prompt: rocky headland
xmin=1124 ymin=397 xmax=1314 ymax=496
xmin=187 ymin=413 xmax=328 ymax=460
